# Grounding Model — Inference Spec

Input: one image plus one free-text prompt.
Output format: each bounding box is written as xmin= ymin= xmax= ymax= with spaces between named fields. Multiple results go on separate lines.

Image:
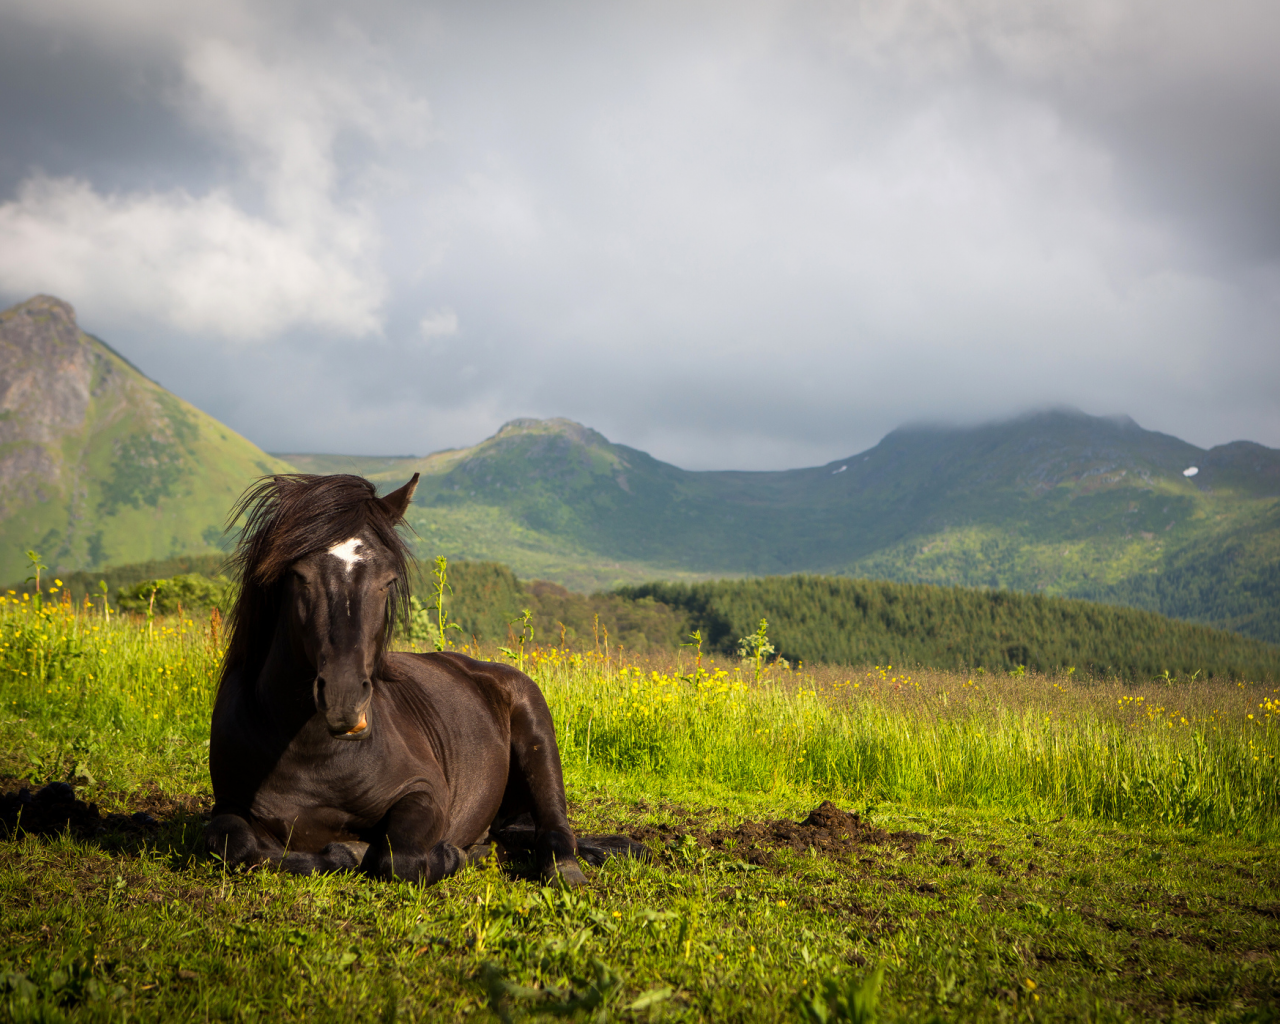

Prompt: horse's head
xmin=222 ymin=471 xmax=420 ymax=741
xmin=281 ymin=475 xmax=419 ymax=740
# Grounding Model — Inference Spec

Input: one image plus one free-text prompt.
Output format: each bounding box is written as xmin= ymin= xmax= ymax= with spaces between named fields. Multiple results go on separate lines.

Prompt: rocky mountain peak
xmin=4 ymin=294 xmax=80 ymax=342
xmin=0 ymin=294 xmax=96 ymax=419
xmin=494 ymin=417 xmax=611 ymax=450
xmin=0 ymin=296 xmax=107 ymax=506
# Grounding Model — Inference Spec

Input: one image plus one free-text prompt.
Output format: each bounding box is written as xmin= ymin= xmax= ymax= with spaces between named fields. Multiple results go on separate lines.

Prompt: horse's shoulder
xmin=386 ymin=651 xmax=524 ymax=711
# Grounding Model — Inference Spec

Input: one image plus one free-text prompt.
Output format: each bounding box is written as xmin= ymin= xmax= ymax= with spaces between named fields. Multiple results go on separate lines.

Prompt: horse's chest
xmin=251 ymin=748 xmax=400 ymax=849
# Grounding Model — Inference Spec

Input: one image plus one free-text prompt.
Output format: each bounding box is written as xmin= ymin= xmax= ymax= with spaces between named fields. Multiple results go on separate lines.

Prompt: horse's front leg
xmin=509 ymin=689 xmax=588 ymax=887
xmin=280 ymin=841 xmax=369 ymax=875
xmin=205 ymin=813 xmax=280 ymax=868
xmin=363 ymin=791 xmax=469 ymax=884
xmin=205 ymin=813 xmax=369 ymax=874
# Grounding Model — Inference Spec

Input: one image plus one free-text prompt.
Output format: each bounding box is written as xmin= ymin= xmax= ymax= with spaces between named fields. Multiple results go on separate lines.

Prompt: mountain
xmin=0 ymin=295 xmax=291 ymax=582
xmin=284 ymin=413 xmax=1280 ymax=643
xmin=6 ymin=290 xmax=1273 ymax=643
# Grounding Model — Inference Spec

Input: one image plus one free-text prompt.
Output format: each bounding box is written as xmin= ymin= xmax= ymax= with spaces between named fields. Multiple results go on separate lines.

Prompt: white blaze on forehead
xmin=327 ymin=537 xmax=365 ymax=574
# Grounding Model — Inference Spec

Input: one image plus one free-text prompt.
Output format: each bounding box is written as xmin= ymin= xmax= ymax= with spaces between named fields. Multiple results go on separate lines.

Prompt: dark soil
xmin=0 ymin=783 xmax=173 ymax=841
xmin=628 ymin=800 xmax=928 ymax=865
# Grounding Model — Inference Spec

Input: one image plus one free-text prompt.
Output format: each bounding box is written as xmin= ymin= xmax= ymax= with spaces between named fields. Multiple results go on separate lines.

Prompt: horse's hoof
xmin=464 ymin=843 xmax=494 ymax=866
xmin=549 ymin=857 xmax=588 ymax=888
xmin=278 ymin=852 xmax=317 ymax=875
xmin=321 ymin=841 xmax=369 ymax=870
xmin=576 ymin=835 xmax=651 ymax=866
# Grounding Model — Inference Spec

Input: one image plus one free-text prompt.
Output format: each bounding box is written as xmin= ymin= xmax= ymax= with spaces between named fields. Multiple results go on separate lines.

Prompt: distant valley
xmin=3 ymin=294 xmax=1277 ymax=644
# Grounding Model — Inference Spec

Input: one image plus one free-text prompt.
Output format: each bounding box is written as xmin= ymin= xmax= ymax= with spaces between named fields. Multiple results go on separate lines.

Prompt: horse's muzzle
xmin=315 ymin=674 xmax=373 ymax=740
xmin=325 ymin=704 xmax=372 ymax=740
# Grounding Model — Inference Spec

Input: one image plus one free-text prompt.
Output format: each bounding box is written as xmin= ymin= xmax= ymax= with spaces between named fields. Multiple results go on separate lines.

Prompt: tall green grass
xmin=529 ymin=648 xmax=1280 ymax=836
xmin=0 ymin=592 xmax=217 ymax=795
xmin=2 ymin=593 xmax=1277 ymax=838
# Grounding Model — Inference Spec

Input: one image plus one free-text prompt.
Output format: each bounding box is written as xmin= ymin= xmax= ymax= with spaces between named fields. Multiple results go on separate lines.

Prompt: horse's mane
xmin=220 ymin=474 xmax=413 ymax=692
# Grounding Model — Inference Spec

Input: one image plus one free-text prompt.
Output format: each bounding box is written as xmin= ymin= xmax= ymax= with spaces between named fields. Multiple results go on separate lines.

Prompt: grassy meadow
xmin=2 ymin=591 xmax=1279 ymax=1021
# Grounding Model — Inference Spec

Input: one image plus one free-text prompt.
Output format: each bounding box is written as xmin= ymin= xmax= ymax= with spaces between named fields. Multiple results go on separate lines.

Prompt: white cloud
xmin=0 ymin=20 xmax=428 ymax=341
xmin=0 ymin=174 xmax=382 ymax=339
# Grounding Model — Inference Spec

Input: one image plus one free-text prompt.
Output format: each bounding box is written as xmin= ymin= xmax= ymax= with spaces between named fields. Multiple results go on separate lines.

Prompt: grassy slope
xmin=2 ymin=607 xmax=1278 ymax=1022
xmin=71 ymin=387 xmax=291 ymax=571
xmin=1072 ymin=500 xmax=1280 ymax=641
xmin=271 ymin=452 xmax=424 ymax=478
xmin=321 ymin=422 xmax=730 ymax=591
xmin=405 ymin=504 xmax=705 ymax=593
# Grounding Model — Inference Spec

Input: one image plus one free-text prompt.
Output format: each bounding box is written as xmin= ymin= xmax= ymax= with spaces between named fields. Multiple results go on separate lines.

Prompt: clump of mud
xmin=630 ymin=800 xmax=926 ymax=865
xmin=0 ymin=783 xmax=161 ymax=839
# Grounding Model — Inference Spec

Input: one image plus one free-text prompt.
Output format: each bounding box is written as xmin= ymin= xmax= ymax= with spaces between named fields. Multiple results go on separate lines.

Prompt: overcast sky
xmin=0 ymin=0 xmax=1277 ymax=469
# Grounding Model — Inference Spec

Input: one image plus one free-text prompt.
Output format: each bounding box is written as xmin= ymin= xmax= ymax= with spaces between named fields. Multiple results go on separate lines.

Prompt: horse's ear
xmin=378 ymin=473 xmax=419 ymax=522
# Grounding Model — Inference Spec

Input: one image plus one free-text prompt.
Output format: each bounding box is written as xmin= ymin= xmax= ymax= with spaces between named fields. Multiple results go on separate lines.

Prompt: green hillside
xmin=0 ymin=296 xmax=293 ymax=582
xmin=282 ymin=420 xmax=727 ymax=591
xmin=332 ymin=415 xmax=1280 ymax=642
xmin=406 ymin=560 xmax=690 ymax=654
xmin=18 ymin=553 xmax=229 ymax=606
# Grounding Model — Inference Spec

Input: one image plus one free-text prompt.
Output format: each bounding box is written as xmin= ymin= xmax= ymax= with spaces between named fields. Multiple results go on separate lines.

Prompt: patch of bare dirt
xmin=629 ymin=800 xmax=927 ymax=865
xmin=126 ymin=784 xmax=212 ymax=820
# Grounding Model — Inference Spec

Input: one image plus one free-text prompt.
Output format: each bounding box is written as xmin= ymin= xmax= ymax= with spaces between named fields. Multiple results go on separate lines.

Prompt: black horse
xmin=204 ymin=473 xmax=627 ymax=885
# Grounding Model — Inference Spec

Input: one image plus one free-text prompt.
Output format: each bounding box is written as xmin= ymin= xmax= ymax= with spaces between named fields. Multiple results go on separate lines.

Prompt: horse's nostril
xmin=362 ymin=679 xmax=371 ymax=692
xmin=315 ymin=676 xmax=328 ymax=710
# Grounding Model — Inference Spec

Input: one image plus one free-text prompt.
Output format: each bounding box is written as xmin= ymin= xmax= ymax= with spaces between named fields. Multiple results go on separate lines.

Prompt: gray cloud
xmin=0 ymin=0 xmax=1276 ymax=468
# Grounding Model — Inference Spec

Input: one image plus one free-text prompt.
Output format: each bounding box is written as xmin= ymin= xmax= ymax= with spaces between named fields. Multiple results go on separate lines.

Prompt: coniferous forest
xmin=433 ymin=562 xmax=1279 ymax=681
